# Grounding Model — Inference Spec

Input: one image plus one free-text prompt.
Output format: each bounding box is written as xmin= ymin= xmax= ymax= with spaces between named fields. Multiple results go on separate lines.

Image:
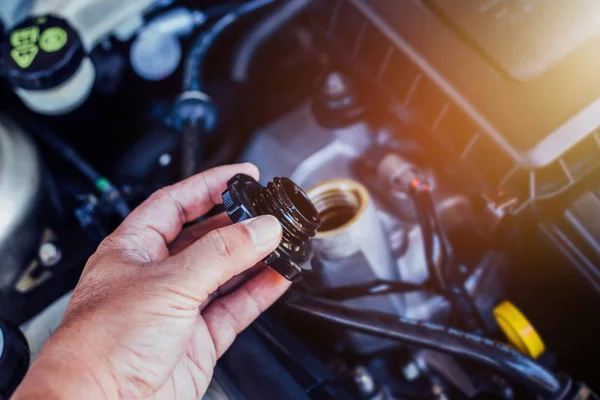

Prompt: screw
xmin=38 ymin=243 xmax=62 ymax=267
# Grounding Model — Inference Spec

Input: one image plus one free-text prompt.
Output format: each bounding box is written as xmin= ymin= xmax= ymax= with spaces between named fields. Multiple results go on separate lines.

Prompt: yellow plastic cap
xmin=493 ymin=301 xmax=545 ymax=359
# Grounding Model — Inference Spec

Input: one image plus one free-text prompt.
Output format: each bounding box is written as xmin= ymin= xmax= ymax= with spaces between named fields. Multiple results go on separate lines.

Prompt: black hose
xmin=181 ymin=0 xmax=278 ymax=93
xmin=285 ymin=293 xmax=568 ymax=399
xmin=26 ymin=121 xmax=101 ymax=183
xmin=180 ymin=123 xmax=205 ymax=179
xmin=231 ymin=0 xmax=315 ymax=83
xmin=20 ymin=118 xmax=130 ymax=219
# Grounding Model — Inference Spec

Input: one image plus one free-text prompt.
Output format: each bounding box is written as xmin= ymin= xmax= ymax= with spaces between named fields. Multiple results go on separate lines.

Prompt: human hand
xmin=13 ymin=164 xmax=290 ymax=400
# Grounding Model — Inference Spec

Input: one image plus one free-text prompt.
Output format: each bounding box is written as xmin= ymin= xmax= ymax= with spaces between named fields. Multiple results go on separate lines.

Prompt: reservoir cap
xmin=1 ymin=15 xmax=84 ymax=90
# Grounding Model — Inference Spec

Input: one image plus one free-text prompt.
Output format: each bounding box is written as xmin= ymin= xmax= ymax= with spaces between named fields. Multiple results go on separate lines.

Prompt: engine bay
xmin=0 ymin=1 xmax=599 ymax=399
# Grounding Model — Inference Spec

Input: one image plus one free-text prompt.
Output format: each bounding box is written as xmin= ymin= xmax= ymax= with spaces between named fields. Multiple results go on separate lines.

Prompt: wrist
xmin=12 ymin=326 xmax=118 ymax=400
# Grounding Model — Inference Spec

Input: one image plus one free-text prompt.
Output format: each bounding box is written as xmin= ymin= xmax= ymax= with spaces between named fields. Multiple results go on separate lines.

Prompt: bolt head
xmin=39 ymin=243 xmax=61 ymax=267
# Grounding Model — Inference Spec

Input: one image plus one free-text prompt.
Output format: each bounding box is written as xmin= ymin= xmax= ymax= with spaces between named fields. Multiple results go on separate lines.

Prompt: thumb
xmin=163 ymin=215 xmax=282 ymax=301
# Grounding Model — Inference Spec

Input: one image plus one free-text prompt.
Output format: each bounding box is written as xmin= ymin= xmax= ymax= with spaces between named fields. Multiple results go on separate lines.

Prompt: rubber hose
xmin=19 ymin=117 xmax=130 ymax=218
xmin=231 ymin=0 xmax=315 ymax=83
xmin=285 ymin=293 xmax=567 ymax=399
xmin=180 ymin=123 xmax=205 ymax=179
xmin=181 ymin=0 xmax=277 ymax=93
xmin=22 ymin=119 xmax=101 ymax=183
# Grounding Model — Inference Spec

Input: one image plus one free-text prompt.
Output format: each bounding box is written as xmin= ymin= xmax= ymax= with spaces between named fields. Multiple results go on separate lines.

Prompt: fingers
xmin=163 ymin=215 xmax=282 ymax=301
xmin=168 ymin=213 xmax=231 ymax=256
xmin=103 ymin=163 xmax=259 ymax=262
xmin=201 ymin=268 xmax=292 ymax=357
xmin=198 ymin=264 xmax=264 ymax=311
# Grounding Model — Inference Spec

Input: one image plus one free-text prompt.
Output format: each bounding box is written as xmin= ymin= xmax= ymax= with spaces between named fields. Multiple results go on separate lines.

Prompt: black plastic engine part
xmin=307 ymin=0 xmax=600 ymax=209
xmin=219 ymin=328 xmax=311 ymax=400
xmin=0 ymin=319 xmax=30 ymax=398
xmin=311 ymin=71 xmax=368 ymax=129
xmin=1 ymin=15 xmax=84 ymax=90
xmin=222 ymin=174 xmax=320 ymax=281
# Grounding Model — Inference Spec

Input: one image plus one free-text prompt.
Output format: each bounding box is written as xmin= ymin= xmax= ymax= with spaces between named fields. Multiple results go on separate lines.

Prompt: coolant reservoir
xmin=1 ymin=15 xmax=94 ymax=115
xmin=0 ymin=0 xmax=155 ymax=115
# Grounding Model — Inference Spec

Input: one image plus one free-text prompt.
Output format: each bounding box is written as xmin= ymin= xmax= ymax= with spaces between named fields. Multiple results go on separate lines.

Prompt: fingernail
xmin=244 ymin=215 xmax=282 ymax=247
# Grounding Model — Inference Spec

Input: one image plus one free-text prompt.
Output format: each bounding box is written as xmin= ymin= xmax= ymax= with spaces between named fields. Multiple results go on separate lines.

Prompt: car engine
xmin=0 ymin=1 xmax=599 ymax=399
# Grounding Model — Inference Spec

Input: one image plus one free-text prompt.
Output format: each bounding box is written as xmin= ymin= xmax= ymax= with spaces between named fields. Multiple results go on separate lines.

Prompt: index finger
xmin=106 ymin=163 xmax=259 ymax=262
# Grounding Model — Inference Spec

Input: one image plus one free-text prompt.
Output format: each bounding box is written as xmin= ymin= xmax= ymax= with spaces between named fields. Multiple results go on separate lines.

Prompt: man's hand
xmin=13 ymin=164 xmax=290 ymax=400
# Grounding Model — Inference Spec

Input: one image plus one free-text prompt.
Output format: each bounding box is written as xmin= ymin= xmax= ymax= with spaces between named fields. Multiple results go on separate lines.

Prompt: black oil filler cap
xmin=1 ymin=15 xmax=84 ymax=90
xmin=222 ymin=174 xmax=321 ymax=281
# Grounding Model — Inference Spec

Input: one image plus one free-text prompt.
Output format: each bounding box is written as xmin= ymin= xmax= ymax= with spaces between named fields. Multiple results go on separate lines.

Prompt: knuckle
xmin=149 ymin=187 xmax=170 ymax=203
xmin=237 ymin=222 xmax=255 ymax=245
xmin=98 ymin=230 xmax=157 ymax=264
xmin=97 ymin=232 xmax=120 ymax=252
xmin=83 ymin=251 xmax=106 ymax=271
xmin=158 ymin=270 xmax=209 ymax=306
xmin=241 ymin=283 xmax=265 ymax=314
xmin=214 ymin=300 xmax=244 ymax=335
xmin=205 ymin=224 xmax=254 ymax=259
xmin=205 ymin=229 xmax=234 ymax=259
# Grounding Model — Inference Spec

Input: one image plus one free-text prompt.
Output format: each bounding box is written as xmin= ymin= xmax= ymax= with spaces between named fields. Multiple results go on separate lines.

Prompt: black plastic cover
xmin=307 ymin=0 xmax=600 ymax=207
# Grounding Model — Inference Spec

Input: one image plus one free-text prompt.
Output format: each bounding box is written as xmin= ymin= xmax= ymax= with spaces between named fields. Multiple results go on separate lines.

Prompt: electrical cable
xmin=409 ymin=180 xmax=449 ymax=291
xmin=409 ymin=179 xmax=486 ymax=331
xmin=181 ymin=0 xmax=278 ymax=93
xmin=231 ymin=0 xmax=315 ymax=83
xmin=285 ymin=293 xmax=569 ymax=400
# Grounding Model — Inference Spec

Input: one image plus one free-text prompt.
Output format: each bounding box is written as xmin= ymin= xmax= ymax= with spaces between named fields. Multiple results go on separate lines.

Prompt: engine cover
xmin=307 ymin=0 xmax=600 ymax=206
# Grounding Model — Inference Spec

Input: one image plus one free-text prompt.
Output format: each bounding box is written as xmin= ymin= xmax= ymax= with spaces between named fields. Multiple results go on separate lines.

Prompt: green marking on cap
xmin=10 ymin=26 xmax=39 ymax=48
xmin=10 ymin=45 xmax=39 ymax=68
xmin=39 ymin=27 xmax=67 ymax=52
xmin=10 ymin=26 xmax=41 ymax=68
xmin=36 ymin=17 xmax=47 ymax=24
xmin=95 ymin=177 xmax=112 ymax=192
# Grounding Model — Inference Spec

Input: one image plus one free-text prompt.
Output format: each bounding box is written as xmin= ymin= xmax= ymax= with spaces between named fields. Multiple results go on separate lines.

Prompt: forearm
xmin=12 ymin=327 xmax=118 ymax=400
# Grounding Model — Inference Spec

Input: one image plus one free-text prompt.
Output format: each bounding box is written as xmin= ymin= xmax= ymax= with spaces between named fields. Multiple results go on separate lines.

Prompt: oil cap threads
xmin=1 ymin=15 xmax=84 ymax=91
xmin=222 ymin=174 xmax=321 ymax=281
